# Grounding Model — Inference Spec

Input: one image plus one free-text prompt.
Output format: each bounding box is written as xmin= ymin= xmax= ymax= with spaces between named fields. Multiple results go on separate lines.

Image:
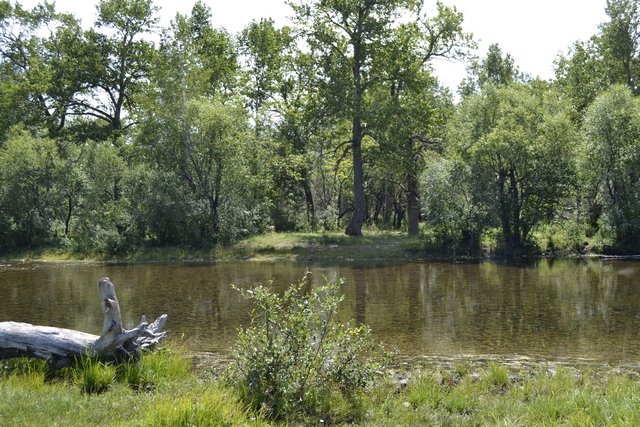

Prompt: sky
xmin=18 ymin=0 xmax=610 ymax=91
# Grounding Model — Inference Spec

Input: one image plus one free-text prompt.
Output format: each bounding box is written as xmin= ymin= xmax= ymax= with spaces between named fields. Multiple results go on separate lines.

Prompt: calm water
xmin=2 ymin=259 xmax=640 ymax=365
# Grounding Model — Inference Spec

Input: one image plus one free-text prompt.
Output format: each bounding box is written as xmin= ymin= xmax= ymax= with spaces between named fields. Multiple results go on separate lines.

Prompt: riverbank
xmin=4 ymin=230 xmax=636 ymax=264
xmin=2 ymin=345 xmax=640 ymax=426
xmin=0 ymin=231 xmax=428 ymax=263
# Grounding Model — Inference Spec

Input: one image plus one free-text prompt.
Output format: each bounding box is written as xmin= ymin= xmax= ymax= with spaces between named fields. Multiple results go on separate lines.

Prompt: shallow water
xmin=2 ymin=258 xmax=640 ymax=365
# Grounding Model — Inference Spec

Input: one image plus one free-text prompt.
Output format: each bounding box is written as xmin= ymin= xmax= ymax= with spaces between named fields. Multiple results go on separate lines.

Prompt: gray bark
xmin=0 ymin=277 xmax=168 ymax=368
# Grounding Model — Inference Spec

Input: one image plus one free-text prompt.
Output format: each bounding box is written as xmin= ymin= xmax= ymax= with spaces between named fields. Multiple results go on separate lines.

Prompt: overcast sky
xmin=19 ymin=0 xmax=610 ymax=91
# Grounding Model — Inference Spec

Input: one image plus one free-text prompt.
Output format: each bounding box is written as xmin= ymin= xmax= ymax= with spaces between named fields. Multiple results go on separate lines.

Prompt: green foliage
xmin=555 ymin=39 xmax=610 ymax=118
xmin=599 ymin=0 xmax=640 ymax=93
xmin=226 ymin=272 xmax=392 ymax=423
xmin=0 ymin=1 xmax=77 ymax=137
xmin=0 ymin=128 xmax=75 ymax=250
xmin=535 ymin=219 xmax=589 ymax=254
xmin=583 ymin=84 xmax=640 ymax=252
xmin=290 ymin=0 xmax=473 ymax=236
xmin=136 ymin=9 xmax=267 ymax=246
xmin=448 ymin=82 xmax=578 ymax=256
xmin=420 ymin=155 xmax=489 ymax=256
xmin=4 ymin=0 xmax=640 ymax=257
xmin=460 ymin=43 xmax=525 ymax=97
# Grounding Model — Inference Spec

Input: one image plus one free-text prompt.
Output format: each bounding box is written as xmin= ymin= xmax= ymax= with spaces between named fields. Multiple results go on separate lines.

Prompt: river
xmin=2 ymin=258 xmax=640 ymax=365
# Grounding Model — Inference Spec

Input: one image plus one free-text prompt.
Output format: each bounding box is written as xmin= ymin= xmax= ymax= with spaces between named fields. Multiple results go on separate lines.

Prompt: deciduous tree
xmin=449 ymin=82 xmax=577 ymax=256
xmin=289 ymin=0 xmax=472 ymax=236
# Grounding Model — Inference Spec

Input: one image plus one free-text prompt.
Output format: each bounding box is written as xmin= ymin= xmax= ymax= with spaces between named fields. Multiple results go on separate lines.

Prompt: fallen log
xmin=0 ymin=277 xmax=168 ymax=368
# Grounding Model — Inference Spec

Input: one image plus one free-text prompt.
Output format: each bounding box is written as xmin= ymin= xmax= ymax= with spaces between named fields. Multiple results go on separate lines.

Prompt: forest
xmin=1 ymin=0 xmax=640 ymax=257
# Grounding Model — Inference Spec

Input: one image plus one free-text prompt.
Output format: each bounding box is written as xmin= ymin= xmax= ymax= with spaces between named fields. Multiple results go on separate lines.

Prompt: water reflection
xmin=1 ymin=259 xmax=640 ymax=364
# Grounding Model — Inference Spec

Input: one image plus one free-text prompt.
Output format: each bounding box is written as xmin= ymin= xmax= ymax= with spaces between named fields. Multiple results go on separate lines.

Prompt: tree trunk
xmin=302 ymin=179 xmax=316 ymax=229
xmin=0 ymin=278 xmax=168 ymax=369
xmin=345 ymin=118 xmax=365 ymax=236
xmin=407 ymin=173 xmax=420 ymax=235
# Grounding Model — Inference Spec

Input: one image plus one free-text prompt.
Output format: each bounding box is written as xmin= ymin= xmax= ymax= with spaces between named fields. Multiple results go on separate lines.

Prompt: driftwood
xmin=0 ymin=277 xmax=168 ymax=368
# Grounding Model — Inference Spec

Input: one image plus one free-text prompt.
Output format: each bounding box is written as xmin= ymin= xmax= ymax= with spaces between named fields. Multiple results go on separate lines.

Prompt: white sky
xmin=18 ymin=0 xmax=609 ymax=91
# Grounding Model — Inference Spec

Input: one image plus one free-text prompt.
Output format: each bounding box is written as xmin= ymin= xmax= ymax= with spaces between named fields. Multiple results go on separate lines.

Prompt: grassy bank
xmin=0 ymin=231 xmax=427 ymax=263
xmin=3 ymin=346 xmax=640 ymax=426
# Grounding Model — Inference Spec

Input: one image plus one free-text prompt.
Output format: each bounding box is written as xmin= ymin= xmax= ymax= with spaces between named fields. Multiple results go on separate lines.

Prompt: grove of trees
xmin=2 ymin=0 xmax=640 ymax=257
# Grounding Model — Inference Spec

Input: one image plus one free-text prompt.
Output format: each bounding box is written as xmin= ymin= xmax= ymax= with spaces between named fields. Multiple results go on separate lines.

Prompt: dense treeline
xmin=1 ymin=0 xmax=639 ymax=257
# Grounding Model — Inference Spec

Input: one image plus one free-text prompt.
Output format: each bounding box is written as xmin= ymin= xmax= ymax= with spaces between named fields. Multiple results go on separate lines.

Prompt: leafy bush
xmin=225 ymin=273 xmax=392 ymax=423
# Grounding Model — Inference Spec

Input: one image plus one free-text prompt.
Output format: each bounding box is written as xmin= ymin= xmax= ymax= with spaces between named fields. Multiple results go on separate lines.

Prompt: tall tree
xmin=370 ymin=68 xmax=452 ymax=234
xmin=240 ymin=18 xmax=324 ymax=230
xmin=555 ymin=39 xmax=609 ymax=119
xmin=0 ymin=1 xmax=85 ymax=137
xmin=72 ymin=0 xmax=159 ymax=137
xmin=0 ymin=127 xmax=77 ymax=249
xmin=289 ymin=0 xmax=472 ymax=236
xmin=0 ymin=0 xmax=159 ymax=141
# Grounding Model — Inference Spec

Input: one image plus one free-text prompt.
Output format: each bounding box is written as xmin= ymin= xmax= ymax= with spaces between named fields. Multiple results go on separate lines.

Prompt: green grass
xmin=231 ymin=230 xmax=424 ymax=261
xmin=364 ymin=364 xmax=640 ymax=427
xmin=0 ymin=345 xmax=269 ymax=427
xmin=3 ymin=350 xmax=640 ymax=426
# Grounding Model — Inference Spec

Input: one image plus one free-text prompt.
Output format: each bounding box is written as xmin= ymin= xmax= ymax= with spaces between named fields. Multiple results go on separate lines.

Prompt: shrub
xmin=225 ymin=272 xmax=392 ymax=423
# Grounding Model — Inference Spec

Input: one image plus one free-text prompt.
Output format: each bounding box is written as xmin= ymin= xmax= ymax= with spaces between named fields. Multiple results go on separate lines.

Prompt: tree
xmin=555 ymin=39 xmax=609 ymax=119
xmin=420 ymin=154 xmax=490 ymax=255
xmin=240 ymin=18 xmax=321 ymax=230
xmin=369 ymin=70 xmax=452 ymax=234
xmin=0 ymin=128 xmax=59 ymax=249
xmin=188 ymin=1 xmax=239 ymax=96
xmin=240 ymin=18 xmax=296 ymax=114
xmin=0 ymin=1 xmax=85 ymax=138
xmin=449 ymin=82 xmax=577 ymax=256
xmin=137 ymin=5 xmax=262 ymax=245
xmin=582 ymin=84 xmax=640 ymax=251
xmin=555 ymin=0 xmax=640 ymax=112
xmin=0 ymin=0 xmax=159 ymax=141
xmin=460 ymin=43 xmax=523 ymax=97
xmin=71 ymin=0 xmax=159 ymax=137
xmin=599 ymin=0 xmax=640 ymax=93
xmin=0 ymin=126 xmax=87 ymax=251
xmin=289 ymin=0 xmax=473 ymax=236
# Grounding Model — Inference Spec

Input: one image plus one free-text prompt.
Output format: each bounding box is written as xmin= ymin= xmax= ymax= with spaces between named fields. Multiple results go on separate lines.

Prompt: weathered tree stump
xmin=0 ymin=277 xmax=168 ymax=368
